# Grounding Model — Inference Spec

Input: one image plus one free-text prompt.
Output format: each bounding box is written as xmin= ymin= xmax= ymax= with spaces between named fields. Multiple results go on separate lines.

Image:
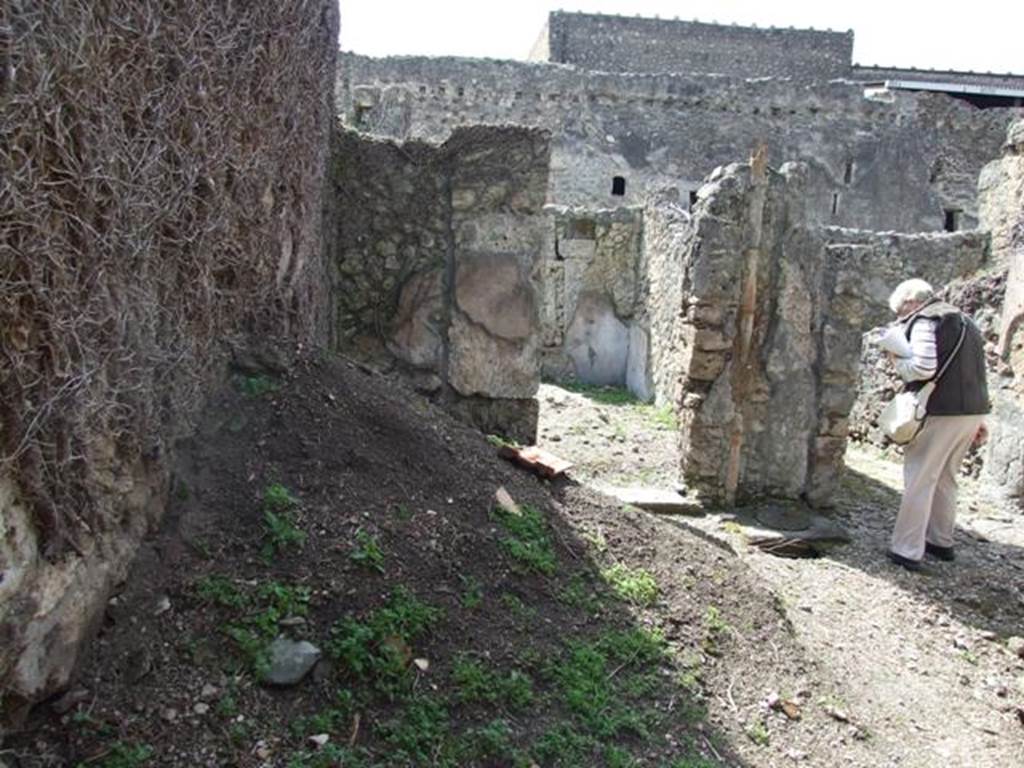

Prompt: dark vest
xmin=904 ymin=299 xmax=989 ymax=415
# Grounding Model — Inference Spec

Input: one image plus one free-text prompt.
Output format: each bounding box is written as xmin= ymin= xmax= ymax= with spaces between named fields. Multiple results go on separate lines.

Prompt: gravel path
xmin=538 ymin=383 xmax=1024 ymax=767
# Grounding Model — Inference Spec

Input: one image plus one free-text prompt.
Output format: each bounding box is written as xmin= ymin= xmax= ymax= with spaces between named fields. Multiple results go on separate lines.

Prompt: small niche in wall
xmin=844 ymin=160 xmax=855 ymax=185
xmin=831 ymin=192 xmax=840 ymax=217
xmin=611 ymin=176 xmax=626 ymax=196
xmin=568 ymin=218 xmax=596 ymax=240
xmin=944 ymin=208 xmax=962 ymax=232
xmin=688 ymin=190 xmax=699 ymax=208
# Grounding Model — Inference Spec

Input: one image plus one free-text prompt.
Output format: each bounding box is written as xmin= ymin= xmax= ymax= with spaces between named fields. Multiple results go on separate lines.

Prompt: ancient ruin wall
xmin=544 ymin=11 xmax=853 ymax=79
xmin=980 ymin=120 xmax=1024 ymax=507
xmin=673 ymin=162 xmax=987 ymax=506
xmin=328 ymin=126 xmax=550 ymax=442
xmin=338 ymin=53 xmax=1021 ymax=233
xmin=636 ymin=195 xmax=694 ymax=407
xmin=0 ymin=0 xmax=338 ymax=718
xmin=538 ymin=206 xmax=644 ymax=390
xmin=979 ymin=121 xmax=1024 ymax=269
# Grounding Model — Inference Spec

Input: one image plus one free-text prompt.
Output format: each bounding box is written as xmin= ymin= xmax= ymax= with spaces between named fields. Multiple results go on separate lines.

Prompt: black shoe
xmin=924 ymin=542 xmax=955 ymax=562
xmin=888 ymin=551 xmax=924 ymax=571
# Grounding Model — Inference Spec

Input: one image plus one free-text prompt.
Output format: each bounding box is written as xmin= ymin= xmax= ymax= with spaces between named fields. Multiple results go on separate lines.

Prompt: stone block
xmin=388 ymin=269 xmax=443 ymax=369
xmin=687 ymin=349 xmax=727 ymax=381
xmin=447 ymin=395 xmax=539 ymax=445
xmin=448 ymin=319 xmax=539 ymax=399
xmin=454 ymin=253 xmax=535 ymax=342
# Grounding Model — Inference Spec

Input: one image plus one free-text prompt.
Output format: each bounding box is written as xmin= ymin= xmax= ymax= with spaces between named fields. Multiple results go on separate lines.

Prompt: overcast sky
xmin=340 ymin=0 xmax=1023 ymax=75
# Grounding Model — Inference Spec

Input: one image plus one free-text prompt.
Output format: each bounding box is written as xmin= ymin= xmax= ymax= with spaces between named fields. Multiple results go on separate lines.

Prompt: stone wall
xmin=671 ymin=161 xmax=987 ymax=506
xmin=980 ymin=120 xmax=1024 ymax=507
xmin=328 ymin=125 xmax=550 ymax=442
xmin=979 ymin=121 xmax=1024 ymax=270
xmin=538 ymin=206 xmax=644 ymax=390
xmin=338 ymin=53 xmax=1022 ymax=233
xmin=0 ymin=0 xmax=338 ymax=721
xmin=636 ymin=194 xmax=695 ymax=407
xmin=543 ymin=12 xmax=853 ymax=80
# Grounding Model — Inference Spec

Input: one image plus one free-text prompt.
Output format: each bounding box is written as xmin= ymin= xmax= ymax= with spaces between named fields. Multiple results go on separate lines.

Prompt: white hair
xmin=888 ymin=279 xmax=934 ymax=314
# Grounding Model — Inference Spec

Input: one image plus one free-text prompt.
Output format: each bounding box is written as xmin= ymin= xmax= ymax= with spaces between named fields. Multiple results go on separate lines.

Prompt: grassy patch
xmin=601 ymin=563 xmax=659 ymax=607
xmin=194 ymin=576 xmax=310 ymax=676
xmin=561 ymin=380 xmax=637 ymax=406
xmin=492 ymin=503 xmax=557 ymax=576
xmin=451 ymin=655 xmax=534 ymax=711
xmin=558 ymin=573 xmax=603 ymax=613
xmin=644 ymin=403 xmax=678 ymax=431
xmin=534 ymin=628 xmax=671 ymax=764
xmin=326 ymin=587 xmax=442 ymax=694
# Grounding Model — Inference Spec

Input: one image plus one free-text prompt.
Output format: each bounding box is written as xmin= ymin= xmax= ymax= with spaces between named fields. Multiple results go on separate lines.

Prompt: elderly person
xmin=886 ymin=279 xmax=989 ymax=571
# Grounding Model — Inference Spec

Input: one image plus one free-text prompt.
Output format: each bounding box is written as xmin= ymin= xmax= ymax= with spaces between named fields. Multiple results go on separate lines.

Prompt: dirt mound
xmin=7 ymin=356 xmax=859 ymax=767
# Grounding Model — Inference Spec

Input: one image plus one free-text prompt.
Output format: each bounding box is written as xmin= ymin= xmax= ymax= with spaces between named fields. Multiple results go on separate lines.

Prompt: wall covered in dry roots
xmin=0 ymin=0 xmax=338 ymax=720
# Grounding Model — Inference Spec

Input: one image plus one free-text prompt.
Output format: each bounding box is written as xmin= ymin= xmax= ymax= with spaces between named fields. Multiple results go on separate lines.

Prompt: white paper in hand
xmin=878 ymin=324 xmax=914 ymax=358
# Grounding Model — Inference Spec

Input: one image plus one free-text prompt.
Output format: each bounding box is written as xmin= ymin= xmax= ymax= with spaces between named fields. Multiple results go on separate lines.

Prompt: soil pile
xmin=9 ymin=357 xmax=873 ymax=767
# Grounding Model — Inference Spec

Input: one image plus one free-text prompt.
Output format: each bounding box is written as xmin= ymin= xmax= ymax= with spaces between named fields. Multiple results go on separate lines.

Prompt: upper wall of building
xmin=338 ymin=53 xmax=1023 ymax=233
xmin=538 ymin=11 xmax=853 ymax=80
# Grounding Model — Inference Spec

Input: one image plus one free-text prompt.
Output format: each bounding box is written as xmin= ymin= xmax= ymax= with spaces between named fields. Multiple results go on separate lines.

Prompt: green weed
xmin=557 ymin=573 xmax=602 ymax=613
xmin=261 ymin=484 xmax=305 ymax=560
xmin=196 ymin=575 xmax=247 ymax=609
xmin=239 ymin=374 xmax=279 ymax=397
xmin=486 ymin=433 xmax=517 ymax=448
xmin=601 ymin=563 xmax=659 ymax=606
xmin=704 ymin=605 xmax=731 ymax=635
xmin=376 ymin=694 xmax=453 ymax=765
xmin=499 ymin=592 xmax=538 ymax=622
xmin=451 ymin=655 xmax=534 ymax=710
xmin=746 ymin=718 xmax=770 ymax=746
xmin=81 ymin=741 xmax=153 ymax=768
xmin=459 ymin=575 xmax=484 ymax=609
xmin=492 ymin=503 xmax=557 ymax=575
xmin=460 ymin=719 xmax=523 ymax=763
xmin=326 ymin=588 xmax=441 ymax=691
xmin=349 ymin=528 xmax=385 ymax=573
xmin=286 ymin=745 xmax=370 ymax=768
xmin=220 ymin=580 xmax=310 ymax=676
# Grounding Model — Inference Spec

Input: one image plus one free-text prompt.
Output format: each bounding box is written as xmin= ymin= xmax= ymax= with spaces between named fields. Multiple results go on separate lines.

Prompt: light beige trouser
xmin=891 ymin=414 xmax=984 ymax=561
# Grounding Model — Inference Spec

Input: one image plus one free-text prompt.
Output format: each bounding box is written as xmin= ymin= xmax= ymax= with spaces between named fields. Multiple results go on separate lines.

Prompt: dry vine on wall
xmin=0 ymin=0 xmax=337 ymax=557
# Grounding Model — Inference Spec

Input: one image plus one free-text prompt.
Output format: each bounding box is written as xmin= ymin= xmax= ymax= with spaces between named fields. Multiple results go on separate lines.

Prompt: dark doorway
xmin=611 ymin=176 xmax=626 ymax=196
xmin=944 ymin=209 xmax=962 ymax=232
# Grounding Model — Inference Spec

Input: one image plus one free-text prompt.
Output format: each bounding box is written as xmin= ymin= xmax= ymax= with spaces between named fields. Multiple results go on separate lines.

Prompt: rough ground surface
xmin=537 ymin=382 xmax=1024 ymax=768
xmin=2 ymin=361 xmax=841 ymax=768
xmin=5 ymin=371 xmax=1022 ymax=767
